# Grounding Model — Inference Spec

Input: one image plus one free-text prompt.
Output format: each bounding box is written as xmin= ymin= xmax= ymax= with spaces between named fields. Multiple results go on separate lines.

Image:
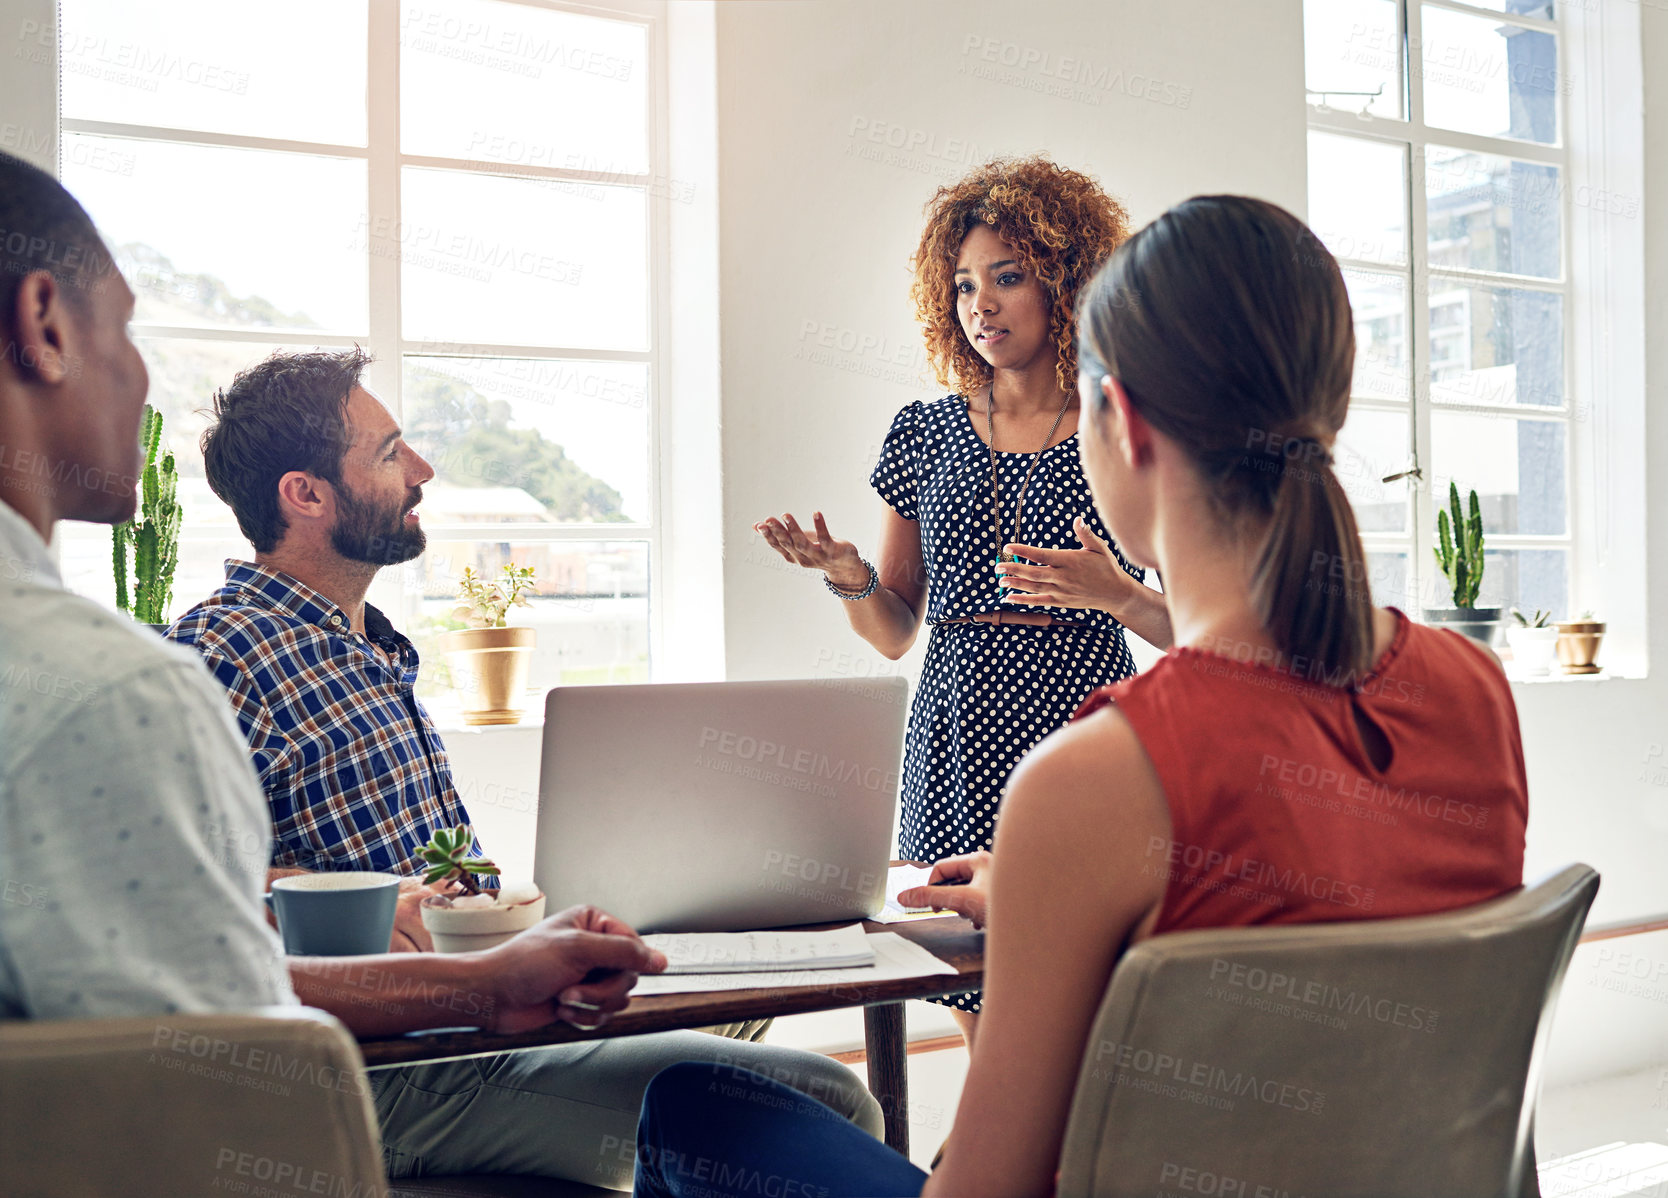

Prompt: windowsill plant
xmin=1423 ymin=482 xmax=1503 ymax=647
xmin=1506 ymin=608 xmax=1559 ymax=676
xmin=1553 ymin=610 xmax=1605 ymax=675
xmin=438 ymin=564 xmax=539 ymax=726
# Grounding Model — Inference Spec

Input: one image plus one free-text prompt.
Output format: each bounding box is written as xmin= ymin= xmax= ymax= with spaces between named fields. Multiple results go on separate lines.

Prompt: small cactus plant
xmin=1510 ymin=607 xmax=1552 ymax=628
xmin=1434 ymin=482 xmax=1485 ymax=609
xmin=419 ymin=825 xmax=500 ymax=896
xmin=112 ymin=404 xmax=182 ymax=625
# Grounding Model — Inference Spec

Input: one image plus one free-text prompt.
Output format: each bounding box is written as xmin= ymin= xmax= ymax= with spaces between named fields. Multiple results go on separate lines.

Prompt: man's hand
xmin=898 ymin=851 xmax=993 ymax=929
xmin=389 ymin=877 xmax=461 ymax=952
xmin=474 ymin=905 xmax=668 ymax=1034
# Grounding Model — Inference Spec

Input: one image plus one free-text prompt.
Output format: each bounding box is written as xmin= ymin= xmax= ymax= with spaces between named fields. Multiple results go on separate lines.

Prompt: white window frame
xmin=1308 ymin=0 xmax=1574 ymax=625
xmin=57 ymin=0 xmax=675 ymax=687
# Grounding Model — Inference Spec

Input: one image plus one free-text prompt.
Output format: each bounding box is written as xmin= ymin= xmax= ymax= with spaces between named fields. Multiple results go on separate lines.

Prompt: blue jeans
xmin=370 ymin=1031 xmax=879 ymax=1190
xmin=635 ymin=1061 xmax=929 ymax=1198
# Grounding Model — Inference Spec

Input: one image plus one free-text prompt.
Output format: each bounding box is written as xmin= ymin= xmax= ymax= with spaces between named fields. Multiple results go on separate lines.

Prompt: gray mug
xmin=265 ymin=872 xmax=401 ymax=956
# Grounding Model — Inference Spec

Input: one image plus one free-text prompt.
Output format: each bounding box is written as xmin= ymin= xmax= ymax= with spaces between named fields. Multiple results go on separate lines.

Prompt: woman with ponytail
xmin=635 ymin=196 xmax=1530 ymax=1198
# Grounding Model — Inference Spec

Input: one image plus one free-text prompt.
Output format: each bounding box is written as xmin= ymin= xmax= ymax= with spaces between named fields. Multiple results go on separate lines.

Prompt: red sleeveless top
xmin=1074 ymin=611 xmax=1527 ymax=934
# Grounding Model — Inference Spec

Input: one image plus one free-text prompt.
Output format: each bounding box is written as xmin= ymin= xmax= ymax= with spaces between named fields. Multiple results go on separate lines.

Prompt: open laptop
xmin=534 ymin=677 xmax=908 ymax=933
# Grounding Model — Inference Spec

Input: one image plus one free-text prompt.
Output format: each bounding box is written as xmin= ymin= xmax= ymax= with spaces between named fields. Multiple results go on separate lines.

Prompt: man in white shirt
xmin=0 ymin=151 xmax=879 ymax=1187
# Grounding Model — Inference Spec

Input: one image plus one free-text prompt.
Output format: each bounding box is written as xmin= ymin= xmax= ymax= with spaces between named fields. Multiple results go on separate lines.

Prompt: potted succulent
xmin=1554 ymin=610 xmax=1605 ymax=675
xmin=1506 ymin=608 xmax=1559 ymax=676
xmin=417 ymin=825 xmax=546 ymax=953
xmin=112 ymin=403 xmax=182 ymax=631
xmin=440 ymin=563 xmax=538 ymax=725
xmin=1423 ymin=483 xmax=1502 ymax=647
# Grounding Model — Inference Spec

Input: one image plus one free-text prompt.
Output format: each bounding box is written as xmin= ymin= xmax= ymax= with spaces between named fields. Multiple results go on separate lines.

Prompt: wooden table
xmin=357 ymin=915 xmax=984 ymax=1155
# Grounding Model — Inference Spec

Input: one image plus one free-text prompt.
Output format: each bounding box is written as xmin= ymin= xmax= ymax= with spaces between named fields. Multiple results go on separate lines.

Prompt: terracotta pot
xmin=1422 ymin=606 xmax=1504 ymax=648
xmin=1553 ymin=620 xmax=1605 ymax=675
xmin=441 ymin=627 xmax=536 ymax=725
xmin=420 ymin=892 xmax=546 ymax=953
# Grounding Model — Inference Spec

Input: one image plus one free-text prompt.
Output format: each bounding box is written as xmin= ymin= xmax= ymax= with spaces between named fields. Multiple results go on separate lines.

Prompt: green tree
xmin=404 ymin=368 xmax=628 ymax=522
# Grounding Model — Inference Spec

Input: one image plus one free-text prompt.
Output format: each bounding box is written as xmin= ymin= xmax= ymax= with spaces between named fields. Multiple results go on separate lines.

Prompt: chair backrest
xmin=0 ymin=1005 xmax=387 ymax=1198
xmin=1056 ymin=865 xmax=1599 ymax=1198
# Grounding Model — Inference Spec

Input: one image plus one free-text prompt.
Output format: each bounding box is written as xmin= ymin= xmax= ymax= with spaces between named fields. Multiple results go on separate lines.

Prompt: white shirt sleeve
xmin=0 ymin=657 xmax=296 ymax=1019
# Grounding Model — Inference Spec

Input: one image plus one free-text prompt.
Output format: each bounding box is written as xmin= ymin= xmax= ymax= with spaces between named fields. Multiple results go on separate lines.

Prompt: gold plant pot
xmin=441 ymin=627 xmax=536 ymax=725
xmin=1553 ymin=621 xmax=1605 ymax=675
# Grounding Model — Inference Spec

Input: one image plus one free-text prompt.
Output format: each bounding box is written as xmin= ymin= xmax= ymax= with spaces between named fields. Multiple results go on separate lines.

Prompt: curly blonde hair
xmin=910 ymin=156 xmax=1130 ymax=399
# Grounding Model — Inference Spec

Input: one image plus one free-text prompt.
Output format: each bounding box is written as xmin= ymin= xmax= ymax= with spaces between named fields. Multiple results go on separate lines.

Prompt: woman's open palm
xmin=754 ymin=511 xmax=866 ymax=585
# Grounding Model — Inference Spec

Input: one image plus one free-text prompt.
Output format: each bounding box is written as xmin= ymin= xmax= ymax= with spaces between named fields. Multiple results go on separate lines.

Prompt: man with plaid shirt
xmin=167 ymin=348 xmax=875 ymax=1184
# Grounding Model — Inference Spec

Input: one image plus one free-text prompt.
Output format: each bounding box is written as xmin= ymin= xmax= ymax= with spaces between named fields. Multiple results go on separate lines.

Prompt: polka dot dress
xmin=870 ymin=396 xmax=1143 ymax=1012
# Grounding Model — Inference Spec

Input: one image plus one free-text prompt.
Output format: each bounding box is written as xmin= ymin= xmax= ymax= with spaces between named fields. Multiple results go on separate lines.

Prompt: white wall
xmin=1 ymin=0 xmax=58 ymax=171
xmin=712 ymin=0 xmax=1306 ymax=689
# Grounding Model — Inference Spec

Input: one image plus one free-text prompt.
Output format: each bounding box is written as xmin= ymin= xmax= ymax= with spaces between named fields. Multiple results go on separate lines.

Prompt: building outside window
xmin=1304 ymin=0 xmax=1571 ymax=621
xmin=55 ymin=0 xmax=663 ymax=710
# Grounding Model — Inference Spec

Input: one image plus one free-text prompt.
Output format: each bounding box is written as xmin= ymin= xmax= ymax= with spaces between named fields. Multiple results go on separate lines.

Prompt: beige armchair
xmin=1056 ymin=864 xmax=1599 ymax=1198
xmin=0 ymin=1005 xmax=617 ymax=1198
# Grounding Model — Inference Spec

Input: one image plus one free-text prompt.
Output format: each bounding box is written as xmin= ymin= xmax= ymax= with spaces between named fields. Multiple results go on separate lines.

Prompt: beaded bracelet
xmin=824 ymin=559 xmax=879 ymax=601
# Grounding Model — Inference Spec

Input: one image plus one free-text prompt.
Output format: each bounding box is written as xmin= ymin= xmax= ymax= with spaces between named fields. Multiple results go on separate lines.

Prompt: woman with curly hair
xmin=754 ymin=157 xmax=1171 ymax=1039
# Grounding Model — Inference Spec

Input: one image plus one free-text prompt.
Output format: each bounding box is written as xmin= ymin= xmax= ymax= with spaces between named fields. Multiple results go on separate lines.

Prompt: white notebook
xmin=643 ymin=924 xmax=876 ymax=974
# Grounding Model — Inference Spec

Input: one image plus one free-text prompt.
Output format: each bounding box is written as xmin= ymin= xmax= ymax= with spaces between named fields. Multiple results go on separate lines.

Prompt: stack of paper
xmin=871 ymin=863 xmax=948 ymax=924
xmin=643 ymin=924 xmax=876 ymax=974
xmin=631 ymin=930 xmax=959 ymax=997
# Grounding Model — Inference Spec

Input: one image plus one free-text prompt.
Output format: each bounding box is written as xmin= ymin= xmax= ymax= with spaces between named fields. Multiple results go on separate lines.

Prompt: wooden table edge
xmin=357 ymin=915 xmax=985 ymax=1070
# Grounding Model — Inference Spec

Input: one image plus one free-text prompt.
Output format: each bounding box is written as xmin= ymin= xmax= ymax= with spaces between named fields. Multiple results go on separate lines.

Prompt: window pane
xmin=55 ymin=335 xmax=315 ymax=622
xmin=1432 ymin=413 xmax=1566 ymax=535
xmin=58 ymin=522 xmax=251 ymax=626
xmin=1420 ymin=6 xmax=1559 ymax=146
xmin=1472 ymin=549 xmax=1567 ymax=618
xmin=1308 ymin=131 xmax=1408 ymax=267
xmin=1342 ymin=268 xmax=1409 ymax=400
xmin=404 ymin=540 xmax=650 ymax=703
xmin=61 ymin=0 xmax=368 ymax=145
xmin=1436 ymin=0 xmax=1554 ymax=13
xmin=1425 ymin=147 xmax=1561 ymax=279
xmin=1337 ymin=408 xmax=1410 ymax=533
xmin=1427 ymin=282 xmax=1563 ymax=408
xmin=1304 ymin=0 xmax=1402 ymax=119
xmin=1365 ymin=551 xmax=1412 ymax=612
xmin=401 ymin=0 xmax=648 ymax=174
xmin=398 ymin=168 xmax=647 ymax=349
xmin=403 ymin=357 xmax=649 ymax=525
xmin=63 ymin=134 xmax=367 ymax=334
